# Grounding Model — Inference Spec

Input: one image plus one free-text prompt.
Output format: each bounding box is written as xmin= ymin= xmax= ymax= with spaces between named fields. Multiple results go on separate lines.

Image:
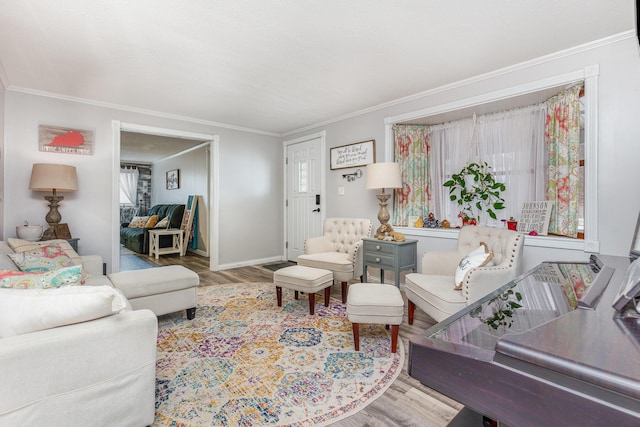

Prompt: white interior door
xmin=286 ymin=134 xmax=324 ymax=261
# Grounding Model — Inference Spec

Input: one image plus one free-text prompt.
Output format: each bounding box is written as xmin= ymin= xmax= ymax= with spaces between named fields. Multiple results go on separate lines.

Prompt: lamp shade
xmin=29 ymin=163 xmax=78 ymax=192
xmin=365 ymin=162 xmax=402 ymax=190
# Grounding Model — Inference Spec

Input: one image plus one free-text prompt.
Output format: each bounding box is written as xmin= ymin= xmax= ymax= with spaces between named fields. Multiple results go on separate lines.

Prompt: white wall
xmin=3 ymin=92 xmax=283 ymax=271
xmin=151 ymin=146 xmax=208 ymax=206
xmin=217 ymin=133 xmax=284 ymax=266
xmin=285 ymin=35 xmax=640 ymax=271
xmin=4 ymin=35 xmax=639 ymax=273
xmin=152 ymin=145 xmax=209 ymax=253
xmin=0 ymin=78 xmax=4 ymax=238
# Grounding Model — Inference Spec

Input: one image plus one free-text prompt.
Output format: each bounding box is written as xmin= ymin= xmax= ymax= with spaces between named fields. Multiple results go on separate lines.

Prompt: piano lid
xmin=429 ymin=258 xmax=609 ymax=352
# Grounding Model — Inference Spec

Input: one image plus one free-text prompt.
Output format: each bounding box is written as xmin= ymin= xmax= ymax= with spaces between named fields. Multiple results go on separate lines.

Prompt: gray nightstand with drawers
xmin=362 ymin=237 xmax=418 ymax=287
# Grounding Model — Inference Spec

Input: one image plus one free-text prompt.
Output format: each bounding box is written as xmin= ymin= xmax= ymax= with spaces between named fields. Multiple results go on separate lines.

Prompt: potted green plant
xmin=443 ymin=161 xmax=506 ymax=224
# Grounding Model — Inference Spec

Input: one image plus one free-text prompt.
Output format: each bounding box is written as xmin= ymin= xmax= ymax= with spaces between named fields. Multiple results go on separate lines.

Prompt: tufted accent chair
xmin=405 ymin=226 xmax=524 ymax=324
xmin=297 ymin=218 xmax=373 ymax=303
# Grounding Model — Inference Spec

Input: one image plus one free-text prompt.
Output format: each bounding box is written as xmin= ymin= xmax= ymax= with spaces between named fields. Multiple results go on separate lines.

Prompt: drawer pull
xmin=375 ymin=245 xmax=381 ymax=250
xmin=375 ymin=257 xmax=381 ymax=263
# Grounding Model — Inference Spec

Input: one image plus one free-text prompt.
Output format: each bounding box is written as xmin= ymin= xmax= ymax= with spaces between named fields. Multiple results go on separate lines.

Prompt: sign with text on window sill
xmin=518 ymin=201 xmax=553 ymax=235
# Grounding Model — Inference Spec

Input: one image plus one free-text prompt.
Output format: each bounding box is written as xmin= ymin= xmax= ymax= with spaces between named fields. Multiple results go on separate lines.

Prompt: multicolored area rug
xmin=153 ymin=282 xmax=404 ymax=426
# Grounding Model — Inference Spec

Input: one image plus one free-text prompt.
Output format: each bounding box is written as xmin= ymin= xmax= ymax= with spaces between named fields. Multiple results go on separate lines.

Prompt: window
xmin=119 ymin=167 xmax=138 ymax=205
xmin=427 ymin=103 xmax=548 ymax=229
xmin=384 ymin=66 xmax=599 ymax=250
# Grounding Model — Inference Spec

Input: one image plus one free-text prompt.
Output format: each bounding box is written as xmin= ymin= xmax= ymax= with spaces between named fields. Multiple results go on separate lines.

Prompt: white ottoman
xmin=346 ymin=283 xmax=404 ymax=353
xmin=109 ymin=265 xmax=199 ymax=319
xmin=274 ymin=265 xmax=333 ymax=315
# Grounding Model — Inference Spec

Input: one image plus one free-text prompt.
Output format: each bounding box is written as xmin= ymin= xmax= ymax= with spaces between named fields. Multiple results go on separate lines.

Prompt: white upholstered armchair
xmin=405 ymin=226 xmax=524 ymax=324
xmin=297 ymin=218 xmax=373 ymax=303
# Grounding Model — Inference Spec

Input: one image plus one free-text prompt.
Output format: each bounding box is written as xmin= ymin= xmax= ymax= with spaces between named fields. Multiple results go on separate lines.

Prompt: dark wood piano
xmin=409 ymin=255 xmax=640 ymax=426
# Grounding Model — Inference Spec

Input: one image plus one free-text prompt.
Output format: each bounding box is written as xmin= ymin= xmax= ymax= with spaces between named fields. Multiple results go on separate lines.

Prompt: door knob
xmin=312 ymin=208 xmax=320 ymax=212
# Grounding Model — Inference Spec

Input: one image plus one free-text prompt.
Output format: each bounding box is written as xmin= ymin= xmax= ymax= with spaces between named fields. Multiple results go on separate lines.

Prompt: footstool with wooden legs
xmin=346 ymin=283 xmax=404 ymax=353
xmin=273 ymin=265 xmax=333 ymax=315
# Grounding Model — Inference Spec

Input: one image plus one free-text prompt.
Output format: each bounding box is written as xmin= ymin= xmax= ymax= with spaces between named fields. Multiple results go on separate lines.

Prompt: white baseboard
xmin=217 ymin=255 xmax=283 ymax=271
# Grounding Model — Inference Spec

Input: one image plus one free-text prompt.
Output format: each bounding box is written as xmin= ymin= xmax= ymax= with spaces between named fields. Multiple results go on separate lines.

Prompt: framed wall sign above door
xmin=330 ymin=139 xmax=375 ymax=170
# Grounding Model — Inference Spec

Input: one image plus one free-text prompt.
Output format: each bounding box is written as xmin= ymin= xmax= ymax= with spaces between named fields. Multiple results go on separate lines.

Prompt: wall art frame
xmin=38 ymin=124 xmax=94 ymax=155
xmin=166 ymin=169 xmax=180 ymax=190
xmin=330 ymin=139 xmax=376 ymax=170
xmin=54 ymin=223 xmax=72 ymax=239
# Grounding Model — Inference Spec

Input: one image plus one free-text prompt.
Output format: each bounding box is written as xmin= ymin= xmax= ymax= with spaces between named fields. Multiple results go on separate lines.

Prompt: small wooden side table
xmin=362 ymin=237 xmax=418 ymax=287
xmin=148 ymin=229 xmax=184 ymax=259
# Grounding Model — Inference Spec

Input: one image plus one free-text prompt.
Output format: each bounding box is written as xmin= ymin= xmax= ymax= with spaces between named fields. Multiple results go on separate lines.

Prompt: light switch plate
xmin=338 ymin=186 xmax=345 ymax=195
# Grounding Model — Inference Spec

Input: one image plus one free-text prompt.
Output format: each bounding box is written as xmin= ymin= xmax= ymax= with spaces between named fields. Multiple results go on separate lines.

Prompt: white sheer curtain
xmin=430 ymin=104 xmax=547 ymax=227
xmin=119 ymin=166 xmax=139 ymax=205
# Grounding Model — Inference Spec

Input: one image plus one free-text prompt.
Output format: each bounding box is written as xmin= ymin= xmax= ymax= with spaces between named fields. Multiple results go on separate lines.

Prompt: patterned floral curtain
xmin=392 ymin=125 xmax=430 ymax=226
xmin=545 ymin=84 xmax=582 ymax=237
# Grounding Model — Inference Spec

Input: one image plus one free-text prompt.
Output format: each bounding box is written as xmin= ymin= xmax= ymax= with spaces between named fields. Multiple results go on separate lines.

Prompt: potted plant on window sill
xmin=444 ymin=161 xmax=506 ymax=225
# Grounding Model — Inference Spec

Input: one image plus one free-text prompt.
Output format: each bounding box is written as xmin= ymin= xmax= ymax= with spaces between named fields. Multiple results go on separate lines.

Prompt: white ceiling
xmin=0 ymin=1 xmax=635 ymax=136
xmin=120 ymin=132 xmax=207 ymax=164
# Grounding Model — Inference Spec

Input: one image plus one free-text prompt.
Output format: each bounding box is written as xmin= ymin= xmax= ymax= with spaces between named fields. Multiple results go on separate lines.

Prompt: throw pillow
xmin=155 ymin=216 xmax=170 ymax=228
xmin=0 ymin=285 xmax=127 ymax=338
xmin=128 ymin=216 xmax=150 ymax=228
xmin=8 ymin=245 xmax=74 ymax=272
xmin=8 ymin=238 xmax=82 ymax=266
xmin=454 ymin=242 xmax=494 ymax=290
xmin=43 ymin=239 xmax=83 ymax=267
xmin=7 ymin=238 xmax=41 ymax=253
xmin=7 ymin=238 xmax=86 ymax=282
xmin=0 ymin=265 xmax=83 ymax=289
xmin=145 ymin=214 xmax=159 ymax=228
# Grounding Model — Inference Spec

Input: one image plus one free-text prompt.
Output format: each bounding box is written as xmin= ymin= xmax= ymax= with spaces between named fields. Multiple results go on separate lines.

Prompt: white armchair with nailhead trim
xmin=405 ymin=226 xmax=524 ymax=324
xmin=297 ymin=218 xmax=373 ymax=303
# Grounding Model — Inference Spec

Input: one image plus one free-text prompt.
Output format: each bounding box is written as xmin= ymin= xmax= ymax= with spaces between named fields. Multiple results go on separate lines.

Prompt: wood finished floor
xmin=122 ymin=250 xmax=464 ymax=426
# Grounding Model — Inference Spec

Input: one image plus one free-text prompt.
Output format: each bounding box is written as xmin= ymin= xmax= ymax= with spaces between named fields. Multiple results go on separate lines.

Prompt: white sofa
xmin=0 ymin=241 xmax=157 ymax=427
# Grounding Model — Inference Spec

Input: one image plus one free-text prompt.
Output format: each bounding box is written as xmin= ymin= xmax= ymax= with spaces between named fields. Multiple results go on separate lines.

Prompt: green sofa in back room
xmin=120 ymin=204 xmax=186 ymax=254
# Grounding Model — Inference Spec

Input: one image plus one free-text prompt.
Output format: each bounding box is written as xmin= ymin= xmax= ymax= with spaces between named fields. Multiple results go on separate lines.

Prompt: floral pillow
xmin=154 ymin=216 xmax=170 ymax=228
xmin=128 ymin=216 xmax=150 ymax=228
xmin=8 ymin=238 xmax=83 ymax=267
xmin=8 ymin=245 xmax=74 ymax=272
xmin=0 ymin=265 xmax=83 ymax=289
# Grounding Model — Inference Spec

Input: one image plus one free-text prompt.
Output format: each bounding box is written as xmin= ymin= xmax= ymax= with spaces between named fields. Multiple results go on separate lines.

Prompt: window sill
xmin=394 ymin=226 xmax=590 ymax=251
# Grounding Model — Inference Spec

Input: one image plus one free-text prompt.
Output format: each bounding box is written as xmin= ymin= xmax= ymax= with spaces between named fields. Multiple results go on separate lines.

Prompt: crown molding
xmin=4 ymin=30 xmax=634 ymax=138
xmin=6 ymin=86 xmax=280 ymax=137
xmin=283 ymin=30 xmax=634 ymax=137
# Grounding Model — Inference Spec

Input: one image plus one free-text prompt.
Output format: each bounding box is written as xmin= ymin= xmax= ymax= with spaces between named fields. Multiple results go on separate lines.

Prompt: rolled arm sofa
xmin=0 ymin=240 xmax=157 ymax=426
xmin=120 ymin=203 xmax=185 ymax=254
